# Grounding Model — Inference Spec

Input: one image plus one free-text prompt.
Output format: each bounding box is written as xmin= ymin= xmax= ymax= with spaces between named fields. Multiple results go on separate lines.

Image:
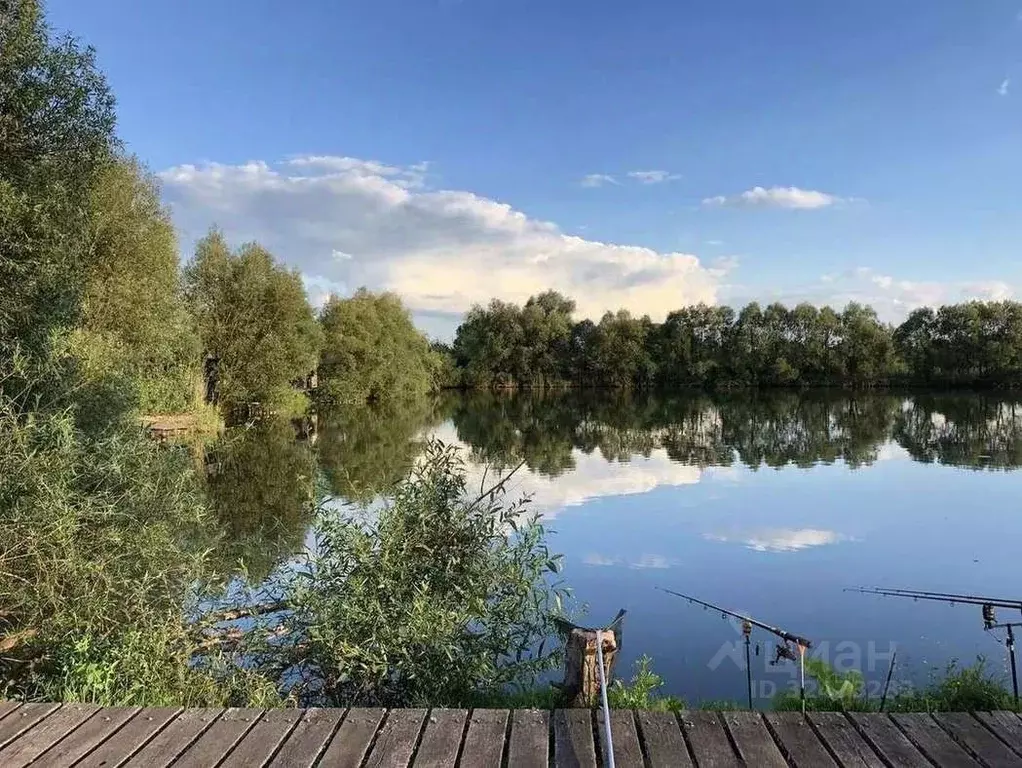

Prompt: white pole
xmin=595 ymin=630 xmax=616 ymax=768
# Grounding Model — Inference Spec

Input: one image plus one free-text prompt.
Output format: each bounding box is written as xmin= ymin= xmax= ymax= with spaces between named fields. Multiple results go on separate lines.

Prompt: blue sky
xmin=49 ymin=0 xmax=1022 ymax=337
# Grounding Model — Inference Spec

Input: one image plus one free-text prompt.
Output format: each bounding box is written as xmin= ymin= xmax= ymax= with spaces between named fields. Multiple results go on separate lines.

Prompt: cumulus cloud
xmin=998 ymin=78 xmax=1010 ymax=96
xmin=705 ymin=528 xmax=847 ymax=552
xmin=580 ymin=173 xmax=618 ymax=188
xmin=161 ymin=156 xmax=725 ymax=321
xmin=702 ymin=186 xmax=846 ymax=210
xmin=627 ymin=170 xmax=681 ymax=184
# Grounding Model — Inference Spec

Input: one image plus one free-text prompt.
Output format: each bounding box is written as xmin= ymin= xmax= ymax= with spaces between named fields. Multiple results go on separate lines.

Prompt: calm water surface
xmin=204 ymin=391 xmax=1022 ymax=704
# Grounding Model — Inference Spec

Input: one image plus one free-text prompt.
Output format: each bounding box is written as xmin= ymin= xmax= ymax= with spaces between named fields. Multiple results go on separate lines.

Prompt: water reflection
xmin=444 ymin=390 xmax=1022 ymax=476
xmin=318 ymin=397 xmax=448 ymax=501
xmin=201 ymin=390 xmax=1022 ymax=700
xmin=202 ymin=416 xmax=317 ymax=581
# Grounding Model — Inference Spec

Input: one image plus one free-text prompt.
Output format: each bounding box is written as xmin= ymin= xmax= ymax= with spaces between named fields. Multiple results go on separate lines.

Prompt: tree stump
xmin=561 ymin=628 xmax=619 ymax=708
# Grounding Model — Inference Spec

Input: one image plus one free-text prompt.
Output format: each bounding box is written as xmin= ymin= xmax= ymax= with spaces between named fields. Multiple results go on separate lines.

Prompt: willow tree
xmin=185 ymin=231 xmax=321 ymax=407
xmin=73 ymin=156 xmax=200 ymax=413
xmin=0 ymin=0 xmax=116 ymax=390
xmin=318 ymin=288 xmax=436 ymax=403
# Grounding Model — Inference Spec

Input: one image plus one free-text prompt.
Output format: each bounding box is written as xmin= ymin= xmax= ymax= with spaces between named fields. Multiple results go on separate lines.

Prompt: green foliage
xmin=0 ymin=0 xmax=117 ymax=390
xmin=318 ymin=288 xmax=436 ymax=404
xmin=608 ymin=656 xmax=686 ymax=712
xmin=452 ymin=293 xmax=1022 ymax=390
xmin=78 ymin=156 xmax=200 ymax=414
xmin=770 ymin=657 xmax=1015 ymax=713
xmin=429 ymin=341 xmax=462 ymax=389
xmin=773 ymin=658 xmax=867 ymax=711
xmin=0 ymin=398 xmax=218 ymax=703
xmin=185 ymin=230 xmax=322 ymax=407
xmin=887 ymin=658 xmax=1016 ymax=713
xmin=258 ymin=440 xmax=569 ymax=707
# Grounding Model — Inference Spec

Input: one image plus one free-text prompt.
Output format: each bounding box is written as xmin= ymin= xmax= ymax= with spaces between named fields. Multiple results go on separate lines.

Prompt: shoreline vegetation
xmin=2 ymin=0 xmax=1021 ymax=714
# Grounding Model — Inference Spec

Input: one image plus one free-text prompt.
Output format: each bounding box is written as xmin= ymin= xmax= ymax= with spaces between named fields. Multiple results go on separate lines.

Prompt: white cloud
xmin=739 ymin=267 xmax=1016 ymax=323
xmin=998 ymin=78 xmax=1010 ymax=96
xmin=702 ymin=186 xmax=847 ymax=210
xmin=580 ymin=173 xmax=618 ymax=188
xmin=705 ymin=528 xmax=846 ymax=552
xmin=627 ymin=170 xmax=681 ymax=184
xmin=161 ymin=156 xmax=725 ymax=321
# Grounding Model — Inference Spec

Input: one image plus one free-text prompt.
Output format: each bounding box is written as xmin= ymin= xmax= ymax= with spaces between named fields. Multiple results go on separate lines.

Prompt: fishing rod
xmin=847 ymin=586 xmax=1021 ymax=708
xmin=846 ymin=587 xmax=1022 ymax=613
xmin=658 ymin=587 xmax=813 ymax=712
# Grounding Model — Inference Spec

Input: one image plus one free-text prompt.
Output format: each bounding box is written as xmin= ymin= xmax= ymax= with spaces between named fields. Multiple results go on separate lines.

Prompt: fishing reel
xmin=771 ymin=641 xmax=798 ymax=666
xmin=983 ymin=603 xmax=997 ymax=630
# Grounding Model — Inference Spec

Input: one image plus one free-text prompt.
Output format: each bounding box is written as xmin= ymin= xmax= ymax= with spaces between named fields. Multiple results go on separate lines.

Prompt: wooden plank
xmin=270 ymin=707 xmax=345 ymax=767
xmin=720 ymin=711 xmax=786 ymax=768
xmin=975 ymin=711 xmax=1022 ymax=755
xmin=0 ymin=702 xmax=21 ymax=722
xmin=553 ymin=708 xmax=596 ymax=768
xmin=0 ymin=703 xmax=99 ymax=767
xmin=123 ymin=707 xmax=222 ymax=767
xmin=635 ymin=711 xmax=692 ymax=768
xmin=593 ymin=709 xmax=643 ymax=768
xmin=76 ymin=707 xmax=182 ymax=768
xmin=219 ymin=708 xmax=303 ymax=767
xmin=934 ymin=711 xmax=1021 ymax=767
xmin=31 ymin=706 xmax=139 ymax=768
xmin=807 ymin=712 xmax=885 ymax=768
xmin=678 ymin=711 xmax=740 ymax=768
xmin=316 ymin=707 xmax=386 ymax=768
xmin=173 ymin=708 xmax=263 ymax=767
xmin=412 ymin=709 xmax=468 ymax=768
xmin=363 ymin=708 xmax=427 ymax=768
xmin=0 ymin=703 xmax=59 ymax=750
xmin=849 ymin=713 xmax=934 ymax=768
xmin=507 ymin=709 xmax=549 ymax=768
xmin=889 ymin=713 xmax=979 ymax=768
xmin=459 ymin=709 xmax=508 ymax=767
xmin=764 ymin=711 xmax=837 ymax=768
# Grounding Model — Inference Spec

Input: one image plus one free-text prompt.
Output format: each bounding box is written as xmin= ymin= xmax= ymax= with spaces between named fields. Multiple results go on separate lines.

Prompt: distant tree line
xmin=438 ymin=292 xmax=1022 ymax=390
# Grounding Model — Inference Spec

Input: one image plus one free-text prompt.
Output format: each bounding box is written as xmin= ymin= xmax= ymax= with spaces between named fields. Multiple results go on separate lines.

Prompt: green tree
xmin=318 ymin=288 xmax=435 ymax=403
xmin=453 ymin=299 xmax=526 ymax=388
xmin=1 ymin=0 xmax=117 ymax=387
xmin=73 ymin=156 xmax=200 ymax=413
xmin=518 ymin=291 xmax=576 ymax=387
xmin=839 ymin=303 xmax=896 ymax=386
xmin=185 ymin=230 xmax=321 ymax=407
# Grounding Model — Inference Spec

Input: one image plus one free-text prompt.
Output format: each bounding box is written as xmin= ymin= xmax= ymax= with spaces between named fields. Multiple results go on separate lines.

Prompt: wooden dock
xmin=1 ymin=702 xmax=1021 ymax=767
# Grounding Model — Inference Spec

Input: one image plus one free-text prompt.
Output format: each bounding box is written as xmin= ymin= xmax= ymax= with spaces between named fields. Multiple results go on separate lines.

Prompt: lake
xmin=202 ymin=390 xmax=1022 ymax=706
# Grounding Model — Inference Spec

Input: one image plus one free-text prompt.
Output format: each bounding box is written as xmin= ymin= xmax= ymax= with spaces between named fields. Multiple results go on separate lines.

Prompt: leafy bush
xmin=251 ymin=440 xmax=569 ymax=707
xmin=0 ymin=398 xmax=261 ymax=705
xmin=608 ymin=656 xmax=686 ymax=713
